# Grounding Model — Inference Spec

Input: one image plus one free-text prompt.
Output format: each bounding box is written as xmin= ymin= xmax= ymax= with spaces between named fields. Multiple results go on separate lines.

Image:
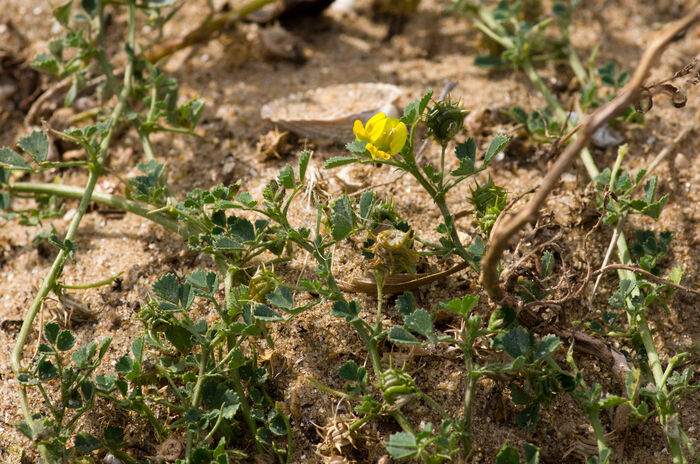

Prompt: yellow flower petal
xmin=365 ymin=112 xmax=387 ymax=131
xmin=387 ymin=119 xmax=407 ymax=154
xmin=367 ymin=143 xmax=390 ymax=160
xmin=353 ymin=120 xmax=369 ymax=141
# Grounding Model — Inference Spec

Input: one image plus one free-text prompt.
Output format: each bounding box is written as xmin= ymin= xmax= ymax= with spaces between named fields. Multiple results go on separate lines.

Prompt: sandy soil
xmin=1 ymin=0 xmax=699 ymax=463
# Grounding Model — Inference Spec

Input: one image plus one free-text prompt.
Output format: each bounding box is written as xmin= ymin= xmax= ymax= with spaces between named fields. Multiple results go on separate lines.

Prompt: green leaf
xmin=81 ymin=380 xmax=95 ymax=402
xmin=191 ymin=447 xmax=212 ymax=464
xmin=388 ymin=326 xmax=420 ymax=344
xmin=222 ymin=393 xmax=240 ymax=419
xmin=179 ymin=282 xmax=194 ymax=310
xmin=165 ymin=325 xmax=192 ymax=355
xmin=18 ymin=131 xmax=49 ymax=164
xmin=16 ymin=421 xmax=34 ymax=439
xmin=103 ymin=426 xmax=125 ymax=449
xmin=331 ymin=195 xmax=354 ymax=240
xmin=202 ymin=381 xmax=227 ymax=408
xmin=56 ymin=330 xmax=76 ymax=351
xmin=268 ymin=412 xmax=288 ymax=436
xmin=396 ymin=292 xmax=415 ymax=316
xmin=38 ymin=360 xmax=58 ymax=382
xmin=404 ymin=309 xmax=433 ymax=338
xmin=71 ymin=345 xmax=90 ymax=367
xmin=186 ymin=270 xmax=219 ymax=294
xmin=0 ymin=191 xmax=10 ymax=210
xmin=523 ymin=442 xmax=540 ymax=464
xmin=53 ymin=0 xmax=73 ymax=26
xmin=534 ymin=334 xmax=561 ymax=361
xmin=44 ymin=322 xmax=60 ymax=344
xmin=266 ymin=287 xmax=293 ymax=310
xmin=541 ymin=251 xmax=553 ymax=278
xmin=65 ymin=77 xmax=78 ymax=107
xmin=359 ymin=190 xmax=375 ymax=219
xmin=228 ymin=217 xmax=255 ymax=242
xmin=489 ymin=306 xmax=516 ymax=330
xmin=81 ymin=0 xmax=98 ymax=17
xmin=440 ymin=294 xmax=479 ymax=318
xmin=252 ymin=303 xmax=283 ymax=321
xmin=339 ymin=360 xmax=360 ymax=382
xmin=325 ymin=156 xmax=359 ymax=169
xmin=95 ymin=374 xmax=116 ymax=391
xmin=643 ymin=176 xmax=658 ymax=204
xmin=494 ymin=326 xmax=533 ymax=359
xmin=385 ymin=431 xmax=418 ymax=459
xmin=298 ymin=150 xmax=311 ymax=181
xmin=400 ymin=88 xmax=433 ymax=124
xmin=496 ymin=443 xmax=520 ymax=464
xmin=0 ymin=147 xmax=31 ymax=170
xmin=235 ymin=192 xmax=256 ymax=207
xmin=517 ymin=404 xmax=540 ymax=430
xmin=509 ymin=383 xmax=532 ymax=405
xmin=331 ymin=300 xmax=360 ymax=321
xmin=152 ymin=273 xmax=180 ymax=304
xmin=214 ymin=236 xmax=244 ymax=250
xmin=667 ymin=266 xmax=683 ymax=285
xmin=31 ymin=53 xmax=60 ymax=75
xmin=74 ymin=432 xmax=101 ymax=453
xmin=474 ymin=55 xmax=505 ymax=69
xmin=278 ymin=164 xmax=295 ymax=189
xmin=505 ymin=105 xmax=528 ymax=124
xmin=115 ymin=356 xmax=133 ymax=374
xmin=599 ymin=395 xmax=628 ymax=408
xmin=451 ymin=138 xmax=477 ymax=176
xmin=484 ymin=134 xmax=509 ymax=166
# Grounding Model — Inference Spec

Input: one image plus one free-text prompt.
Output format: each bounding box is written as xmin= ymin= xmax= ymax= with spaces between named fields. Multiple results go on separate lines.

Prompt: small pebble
xmin=103 ymin=454 xmax=121 ymax=464
xmin=674 ymin=153 xmax=689 ymax=171
xmin=591 ymin=125 xmax=625 ymax=148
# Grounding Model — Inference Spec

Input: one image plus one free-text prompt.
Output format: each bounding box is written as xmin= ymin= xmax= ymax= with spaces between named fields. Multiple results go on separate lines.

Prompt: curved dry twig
xmin=338 ymin=261 xmax=469 ymax=296
xmin=481 ymin=8 xmax=700 ymax=304
xmin=593 ymin=264 xmax=700 ymax=296
xmin=479 ymin=8 xmax=700 ymax=384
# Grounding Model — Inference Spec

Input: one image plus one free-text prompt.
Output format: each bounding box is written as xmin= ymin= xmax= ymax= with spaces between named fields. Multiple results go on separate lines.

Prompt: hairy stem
xmin=11 ymin=2 xmax=137 ymax=454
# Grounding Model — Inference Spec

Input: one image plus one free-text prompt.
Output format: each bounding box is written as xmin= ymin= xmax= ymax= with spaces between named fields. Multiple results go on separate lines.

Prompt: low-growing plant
xmin=2 ymin=1 xmax=700 ymax=463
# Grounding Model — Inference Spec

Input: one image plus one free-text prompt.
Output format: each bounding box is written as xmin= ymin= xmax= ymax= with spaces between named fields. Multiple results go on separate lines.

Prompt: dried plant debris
xmin=636 ymin=58 xmax=700 ymax=112
xmin=260 ymin=83 xmax=402 ymax=140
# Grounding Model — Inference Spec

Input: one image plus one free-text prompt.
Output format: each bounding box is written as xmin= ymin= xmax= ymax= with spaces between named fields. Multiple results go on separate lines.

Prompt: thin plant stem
xmin=10 ymin=3 xmax=137 ymax=455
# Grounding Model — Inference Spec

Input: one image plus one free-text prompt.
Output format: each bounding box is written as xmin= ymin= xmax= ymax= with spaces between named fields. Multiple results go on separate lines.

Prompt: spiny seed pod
xmin=365 ymin=228 xmax=418 ymax=276
xmin=425 ymin=99 xmax=468 ymax=145
xmin=249 ymin=266 xmax=277 ymax=302
xmin=380 ymin=368 xmax=416 ymax=405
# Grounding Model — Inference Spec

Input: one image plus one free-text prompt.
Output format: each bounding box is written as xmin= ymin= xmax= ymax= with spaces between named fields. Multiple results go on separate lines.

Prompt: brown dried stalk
xmin=480 ymin=8 xmax=700 ymax=382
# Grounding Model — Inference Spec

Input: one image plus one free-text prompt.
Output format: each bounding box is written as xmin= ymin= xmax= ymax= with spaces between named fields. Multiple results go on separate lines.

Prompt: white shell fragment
xmin=591 ymin=125 xmax=625 ymax=148
xmin=260 ymin=83 xmax=403 ymax=141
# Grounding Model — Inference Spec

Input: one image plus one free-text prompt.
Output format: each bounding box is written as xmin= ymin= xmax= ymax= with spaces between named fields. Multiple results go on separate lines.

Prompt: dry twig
xmin=480 ymin=8 xmax=700 ymax=383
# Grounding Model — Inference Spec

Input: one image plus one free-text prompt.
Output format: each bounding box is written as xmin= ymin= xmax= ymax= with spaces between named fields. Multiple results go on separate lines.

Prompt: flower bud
xmin=425 ymin=100 xmax=468 ymax=145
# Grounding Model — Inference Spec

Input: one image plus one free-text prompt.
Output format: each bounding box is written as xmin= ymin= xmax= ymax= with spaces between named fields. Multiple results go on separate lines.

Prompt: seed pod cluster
xmin=365 ymin=228 xmax=418 ymax=277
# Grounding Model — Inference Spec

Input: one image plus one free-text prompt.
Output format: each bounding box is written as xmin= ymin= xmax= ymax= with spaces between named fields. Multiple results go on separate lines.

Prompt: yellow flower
xmin=353 ymin=113 xmax=407 ymax=160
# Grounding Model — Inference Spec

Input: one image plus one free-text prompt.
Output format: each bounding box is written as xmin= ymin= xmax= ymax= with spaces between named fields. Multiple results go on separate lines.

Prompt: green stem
xmin=186 ymin=347 xmax=209 ymax=462
xmin=588 ymin=410 xmax=611 ymax=463
xmin=230 ymin=367 xmax=262 ymax=453
xmin=637 ymin=312 xmax=664 ymax=389
xmin=203 ymin=405 xmax=226 ymax=442
xmin=391 ymin=410 xmax=414 ymax=435
xmin=561 ymin=28 xmax=589 ymax=84
xmin=10 ymin=2 xmax=137 ymax=456
xmin=94 ymin=1 xmax=119 ymax=96
xmin=8 ymin=182 xmax=190 ymax=237
xmin=521 ymin=60 xmax=566 ymax=121
xmin=58 ymin=272 xmax=122 ymax=290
